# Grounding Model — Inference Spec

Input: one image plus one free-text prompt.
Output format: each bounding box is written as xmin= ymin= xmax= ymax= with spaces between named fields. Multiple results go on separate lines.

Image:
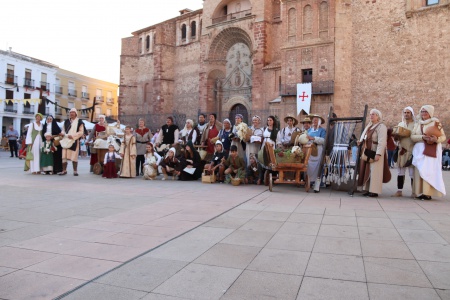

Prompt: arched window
xmin=146 ymin=35 xmax=150 ymax=50
xmin=303 ymin=5 xmax=313 ymax=39
xmin=191 ymin=21 xmax=196 ymax=38
xmin=181 ymin=24 xmax=187 ymax=40
xmin=272 ymin=0 xmax=281 ymax=20
xmin=319 ymin=2 xmax=329 ymax=31
xmin=288 ymin=8 xmax=296 ymax=37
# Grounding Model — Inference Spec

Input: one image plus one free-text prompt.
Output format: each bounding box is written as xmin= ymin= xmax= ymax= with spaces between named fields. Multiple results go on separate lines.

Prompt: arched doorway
xmin=229 ymin=104 xmax=249 ymax=124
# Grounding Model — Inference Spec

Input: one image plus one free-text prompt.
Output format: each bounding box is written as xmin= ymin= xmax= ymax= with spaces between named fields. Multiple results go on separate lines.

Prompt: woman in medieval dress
xmin=25 ymin=113 xmax=44 ymax=174
xmin=119 ymin=125 xmax=137 ymax=178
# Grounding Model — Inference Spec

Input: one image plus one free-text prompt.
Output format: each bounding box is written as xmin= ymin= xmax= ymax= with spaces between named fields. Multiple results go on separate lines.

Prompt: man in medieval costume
xmin=392 ymin=106 xmax=416 ymax=198
xmin=59 ymin=108 xmax=85 ymax=176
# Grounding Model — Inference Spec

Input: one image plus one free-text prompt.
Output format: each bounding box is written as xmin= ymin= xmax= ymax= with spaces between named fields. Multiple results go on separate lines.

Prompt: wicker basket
xmin=202 ymin=172 xmax=216 ymax=183
xmin=393 ymin=126 xmax=411 ymax=137
xmin=231 ymin=177 xmax=241 ymax=186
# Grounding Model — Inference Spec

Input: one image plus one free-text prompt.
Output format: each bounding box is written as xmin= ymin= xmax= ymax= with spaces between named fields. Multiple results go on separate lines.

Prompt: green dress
xmin=40 ymin=140 xmax=54 ymax=171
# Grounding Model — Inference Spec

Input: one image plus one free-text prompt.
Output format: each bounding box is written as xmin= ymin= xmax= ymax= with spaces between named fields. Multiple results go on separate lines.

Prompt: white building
xmin=0 ymin=49 xmax=57 ymax=136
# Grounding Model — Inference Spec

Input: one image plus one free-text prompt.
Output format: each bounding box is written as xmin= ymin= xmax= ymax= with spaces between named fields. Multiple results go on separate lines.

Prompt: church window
xmin=288 ymin=8 xmax=296 ymax=37
xmin=223 ymin=5 xmax=228 ymax=16
xmin=146 ymin=35 xmax=150 ymax=51
xmin=302 ymin=69 xmax=313 ymax=83
xmin=427 ymin=0 xmax=439 ymax=4
xmin=191 ymin=21 xmax=196 ymax=38
xmin=303 ymin=5 xmax=313 ymax=34
xmin=272 ymin=0 xmax=281 ymax=20
xmin=181 ymin=24 xmax=187 ymax=41
xmin=319 ymin=2 xmax=328 ymax=31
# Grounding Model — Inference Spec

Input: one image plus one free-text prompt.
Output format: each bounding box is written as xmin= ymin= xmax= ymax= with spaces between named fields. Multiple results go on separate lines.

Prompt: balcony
xmin=5 ymin=74 xmax=17 ymax=85
xmin=40 ymin=81 xmax=50 ymax=91
xmin=95 ymin=96 xmax=104 ymax=103
xmin=106 ymin=98 xmax=114 ymax=105
xmin=55 ymin=85 xmax=63 ymax=94
xmin=279 ymin=80 xmax=334 ymax=96
xmin=23 ymin=105 xmax=35 ymax=115
xmin=81 ymin=92 xmax=90 ymax=99
xmin=4 ymin=105 xmax=17 ymax=113
xmin=212 ymin=9 xmax=252 ymax=25
xmin=23 ymin=78 xmax=34 ymax=88
xmin=68 ymin=89 xmax=77 ymax=97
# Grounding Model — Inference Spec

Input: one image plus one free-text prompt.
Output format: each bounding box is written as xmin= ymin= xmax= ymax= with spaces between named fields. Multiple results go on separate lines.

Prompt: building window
xmin=191 ymin=21 xmax=196 ymax=38
xmin=427 ymin=0 xmax=439 ymax=5
xmin=81 ymin=104 xmax=87 ymax=117
xmin=302 ymin=69 xmax=313 ymax=83
xmin=146 ymin=35 xmax=150 ymax=50
xmin=106 ymin=109 xmax=112 ymax=117
xmin=138 ymin=38 xmax=142 ymax=53
xmin=6 ymin=64 xmax=15 ymax=85
xmin=68 ymin=81 xmax=76 ymax=97
xmin=288 ymin=8 xmax=297 ymax=38
xmin=181 ymin=24 xmax=187 ymax=40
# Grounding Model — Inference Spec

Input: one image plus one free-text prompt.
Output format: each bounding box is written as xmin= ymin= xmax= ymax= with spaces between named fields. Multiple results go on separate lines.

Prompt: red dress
xmin=102 ymin=152 xmax=119 ymax=178
xmin=90 ymin=123 xmax=106 ymax=166
xmin=206 ymin=125 xmax=219 ymax=154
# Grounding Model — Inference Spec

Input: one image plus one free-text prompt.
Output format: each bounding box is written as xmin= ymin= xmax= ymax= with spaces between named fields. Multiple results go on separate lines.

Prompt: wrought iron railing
xmin=212 ymin=9 xmax=252 ymax=24
xmin=4 ymin=105 xmax=17 ymax=113
xmin=40 ymin=81 xmax=50 ymax=91
xmin=5 ymin=74 xmax=17 ymax=85
xmin=68 ymin=89 xmax=77 ymax=97
xmin=24 ymin=78 xmax=34 ymax=88
xmin=279 ymin=80 xmax=334 ymax=96
xmin=55 ymin=85 xmax=63 ymax=94
xmin=81 ymin=92 xmax=90 ymax=99
xmin=95 ymin=96 xmax=104 ymax=102
xmin=23 ymin=106 xmax=35 ymax=115
xmin=106 ymin=98 xmax=114 ymax=105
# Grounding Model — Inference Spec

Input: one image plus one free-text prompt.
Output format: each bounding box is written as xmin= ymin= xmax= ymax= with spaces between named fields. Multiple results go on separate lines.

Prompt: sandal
xmin=74 ymin=172 xmax=79 ymax=176
xmin=58 ymin=171 xmax=67 ymax=176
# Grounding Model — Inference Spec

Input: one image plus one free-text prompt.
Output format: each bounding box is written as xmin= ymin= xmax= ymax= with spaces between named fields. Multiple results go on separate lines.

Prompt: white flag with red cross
xmin=297 ymin=83 xmax=312 ymax=115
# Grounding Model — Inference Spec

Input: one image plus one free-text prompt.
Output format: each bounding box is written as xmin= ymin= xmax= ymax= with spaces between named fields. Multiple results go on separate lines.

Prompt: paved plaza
xmin=0 ymin=150 xmax=449 ymax=300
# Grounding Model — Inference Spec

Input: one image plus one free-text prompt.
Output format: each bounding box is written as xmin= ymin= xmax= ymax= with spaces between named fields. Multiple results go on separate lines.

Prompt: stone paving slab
xmin=1 ymin=151 xmax=450 ymax=299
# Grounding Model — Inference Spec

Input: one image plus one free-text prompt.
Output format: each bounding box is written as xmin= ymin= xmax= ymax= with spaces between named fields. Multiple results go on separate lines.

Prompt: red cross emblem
xmin=299 ymin=91 xmax=309 ymax=102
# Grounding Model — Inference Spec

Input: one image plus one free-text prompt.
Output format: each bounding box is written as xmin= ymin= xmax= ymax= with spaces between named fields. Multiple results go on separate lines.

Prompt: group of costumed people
xmin=24 ymin=108 xmax=85 ymax=176
xmin=23 ymin=106 xmax=447 ymax=201
xmin=357 ymin=106 xmax=446 ymax=200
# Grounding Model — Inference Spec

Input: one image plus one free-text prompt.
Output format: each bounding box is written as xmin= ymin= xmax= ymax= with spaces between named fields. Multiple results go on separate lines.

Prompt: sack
xmin=393 ymin=147 xmax=399 ymax=163
xmin=25 ymin=146 xmax=34 ymax=161
xmin=53 ymin=136 xmax=61 ymax=146
xmin=60 ymin=137 xmax=75 ymax=149
xmin=361 ymin=148 xmax=376 ymax=163
xmin=423 ymin=142 xmax=437 ymax=158
xmin=199 ymin=149 xmax=207 ymax=160
xmin=404 ymin=155 xmax=413 ymax=168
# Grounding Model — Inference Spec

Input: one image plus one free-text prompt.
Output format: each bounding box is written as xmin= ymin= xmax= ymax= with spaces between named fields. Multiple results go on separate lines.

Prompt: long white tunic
xmin=25 ymin=122 xmax=43 ymax=173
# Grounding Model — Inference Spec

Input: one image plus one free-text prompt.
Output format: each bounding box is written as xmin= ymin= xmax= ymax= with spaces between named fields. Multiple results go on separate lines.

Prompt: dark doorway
xmin=229 ymin=104 xmax=248 ymax=124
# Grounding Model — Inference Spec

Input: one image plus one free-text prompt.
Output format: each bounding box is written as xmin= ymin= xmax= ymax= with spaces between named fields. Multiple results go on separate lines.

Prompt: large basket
xmin=393 ymin=126 xmax=411 ymax=137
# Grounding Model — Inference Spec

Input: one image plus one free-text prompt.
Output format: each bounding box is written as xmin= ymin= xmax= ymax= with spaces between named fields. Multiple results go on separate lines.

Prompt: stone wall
xmin=350 ymin=1 xmax=450 ymax=132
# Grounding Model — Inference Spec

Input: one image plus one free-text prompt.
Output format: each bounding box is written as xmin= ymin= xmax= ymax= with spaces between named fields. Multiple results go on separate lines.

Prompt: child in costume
xmin=205 ymin=140 xmax=228 ymax=182
xmin=143 ymin=143 xmax=162 ymax=180
xmin=223 ymin=145 xmax=246 ymax=183
xmin=103 ymin=144 xmax=121 ymax=179
xmin=41 ymin=133 xmax=56 ymax=175
xmin=245 ymin=154 xmax=262 ymax=184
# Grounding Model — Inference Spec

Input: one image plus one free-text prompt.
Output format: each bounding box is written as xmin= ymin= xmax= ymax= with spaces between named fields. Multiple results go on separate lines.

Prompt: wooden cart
xmin=265 ymin=142 xmax=312 ymax=192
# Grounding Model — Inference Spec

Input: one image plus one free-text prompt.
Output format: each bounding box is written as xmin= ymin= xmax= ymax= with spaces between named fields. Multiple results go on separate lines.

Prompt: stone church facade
xmin=119 ymin=0 xmax=449 ymax=132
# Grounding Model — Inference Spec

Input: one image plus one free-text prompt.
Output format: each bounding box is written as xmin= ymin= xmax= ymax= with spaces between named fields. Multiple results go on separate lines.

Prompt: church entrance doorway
xmin=229 ymin=104 xmax=248 ymax=124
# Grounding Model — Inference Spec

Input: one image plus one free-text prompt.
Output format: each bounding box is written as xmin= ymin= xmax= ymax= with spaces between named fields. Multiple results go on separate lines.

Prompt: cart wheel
xmin=269 ymin=173 xmax=273 ymax=192
xmin=305 ymin=175 xmax=310 ymax=192
xmin=93 ymin=162 xmax=103 ymax=175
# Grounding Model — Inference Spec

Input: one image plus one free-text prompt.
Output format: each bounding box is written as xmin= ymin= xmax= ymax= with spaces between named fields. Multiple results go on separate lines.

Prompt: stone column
xmin=13 ymin=117 xmax=21 ymax=135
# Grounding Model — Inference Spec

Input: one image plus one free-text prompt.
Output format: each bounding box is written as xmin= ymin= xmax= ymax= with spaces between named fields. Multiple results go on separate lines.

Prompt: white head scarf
xmin=166 ymin=147 xmax=177 ymax=159
xmin=360 ymin=108 xmax=383 ymax=142
xmin=402 ymin=106 xmax=415 ymax=124
xmin=223 ymin=118 xmax=231 ymax=126
xmin=181 ymin=119 xmax=194 ymax=135
xmin=418 ymin=105 xmax=438 ymax=125
xmin=214 ymin=140 xmax=224 ymax=153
